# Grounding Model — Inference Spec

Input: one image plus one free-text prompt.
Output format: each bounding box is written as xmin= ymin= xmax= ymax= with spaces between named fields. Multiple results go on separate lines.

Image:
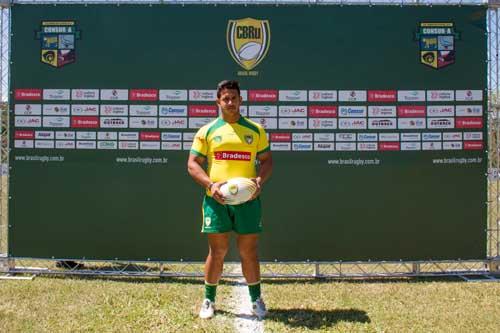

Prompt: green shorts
xmin=201 ymin=195 xmax=263 ymax=234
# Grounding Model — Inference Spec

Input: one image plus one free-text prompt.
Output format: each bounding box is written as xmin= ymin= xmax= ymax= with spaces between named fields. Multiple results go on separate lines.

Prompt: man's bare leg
xmin=236 ymin=233 xmax=260 ymax=283
xmin=205 ymin=233 xmax=230 ymax=284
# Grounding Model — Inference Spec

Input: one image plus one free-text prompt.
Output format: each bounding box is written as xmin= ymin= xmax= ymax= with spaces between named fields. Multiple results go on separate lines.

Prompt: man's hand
xmin=249 ymin=177 xmax=262 ymax=201
xmin=209 ymin=181 xmax=227 ymax=205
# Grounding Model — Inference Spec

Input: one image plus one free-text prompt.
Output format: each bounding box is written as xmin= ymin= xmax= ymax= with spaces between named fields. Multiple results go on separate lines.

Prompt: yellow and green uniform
xmin=190 ymin=116 xmax=270 ymax=234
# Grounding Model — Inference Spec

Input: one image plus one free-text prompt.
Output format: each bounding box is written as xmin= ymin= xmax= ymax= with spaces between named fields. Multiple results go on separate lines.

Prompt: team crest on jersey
xmin=205 ymin=217 xmax=211 ymax=227
xmin=244 ymin=134 xmax=254 ymax=144
xmin=227 ymin=18 xmax=271 ymax=71
xmin=36 ymin=20 xmax=81 ymax=68
xmin=415 ymin=22 xmax=460 ymax=69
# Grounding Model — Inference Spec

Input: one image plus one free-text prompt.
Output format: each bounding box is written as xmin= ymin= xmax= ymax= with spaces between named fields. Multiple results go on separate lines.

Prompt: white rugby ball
xmin=220 ymin=177 xmax=258 ymax=205
xmin=238 ymin=42 xmax=262 ymax=61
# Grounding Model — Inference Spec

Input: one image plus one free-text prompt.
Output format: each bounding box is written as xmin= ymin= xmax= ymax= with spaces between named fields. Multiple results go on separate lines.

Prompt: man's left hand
xmin=249 ymin=177 xmax=262 ymax=201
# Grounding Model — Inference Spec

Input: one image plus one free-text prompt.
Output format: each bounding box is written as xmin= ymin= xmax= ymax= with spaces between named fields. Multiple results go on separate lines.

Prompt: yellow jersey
xmin=190 ymin=116 xmax=270 ymax=183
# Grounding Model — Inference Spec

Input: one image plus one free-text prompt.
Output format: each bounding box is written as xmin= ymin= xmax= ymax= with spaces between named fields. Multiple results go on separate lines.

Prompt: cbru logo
xmin=227 ymin=18 xmax=271 ymax=71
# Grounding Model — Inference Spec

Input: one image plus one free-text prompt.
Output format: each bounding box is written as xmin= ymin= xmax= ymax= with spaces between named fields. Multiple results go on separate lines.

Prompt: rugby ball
xmin=238 ymin=42 xmax=262 ymax=61
xmin=220 ymin=177 xmax=258 ymax=205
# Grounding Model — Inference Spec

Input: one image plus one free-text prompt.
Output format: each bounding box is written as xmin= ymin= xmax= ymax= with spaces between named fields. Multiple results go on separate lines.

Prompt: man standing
xmin=187 ymin=80 xmax=273 ymax=319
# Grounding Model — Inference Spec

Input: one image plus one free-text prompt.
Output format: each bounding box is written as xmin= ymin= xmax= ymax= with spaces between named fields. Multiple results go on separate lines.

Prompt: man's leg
xmin=236 ymin=233 xmax=260 ymax=284
xmin=204 ymin=233 xmax=230 ymax=299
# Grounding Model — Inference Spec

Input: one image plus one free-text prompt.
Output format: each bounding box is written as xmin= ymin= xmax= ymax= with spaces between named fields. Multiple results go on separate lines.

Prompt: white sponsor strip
xmin=101 ymin=117 xmax=128 ymax=128
xmin=368 ymin=118 xmax=396 ymax=129
xmin=159 ymin=89 xmax=188 ymax=101
xmin=161 ymin=132 xmax=182 ymax=141
xmin=119 ymin=141 xmax=139 ymax=150
xmin=427 ymin=105 xmax=454 ymax=117
xmin=140 ymin=142 xmax=161 ymax=150
xmin=71 ymin=89 xmax=99 ymax=100
xmin=43 ymin=116 xmax=70 ymax=128
xmin=249 ymin=118 xmax=277 ymax=130
xmin=308 ymin=90 xmax=337 ymax=102
xmin=398 ymin=118 xmax=426 ymax=129
xmin=401 ymin=142 xmax=421 ymax=150
xmin=401 ymin=133 xmax=421 ymax=141
xmin=35 ymin=131 xmax=54 ymax=139
xmin=358 ymin=142 xmax=378 ymax=151
xmin=427 ymin=118 xmax=454 ymax=129
xmin=308 ymin=118 xmax=337 ymax=129
xmin=72 ymin=104 xmax=99 ymax=116
xmin=130 ymin=117 xmax=158 ymax=129
xmin=279 ymin=90 xmax=307 ymax=101
xmin=278 ymin=105 xmax=307 ymax=117
xmin=464 ymin=132 xmax=483 ymax=140
xmin=159 ymin=105 xmax=188 ymax=117
xmin=98 ymin=132 xmax=118 ymax=140
xmin=443 ymin=141 xmax=463 ymax=150
xmin=15 ymin=104 xmax=42 ymax=115
xmin=240 ymin=90 xmax=248 ymax=102
xmin=314 ymin=133 xmax=335 ymax=142
xmin=338 ymin=118 xmax=367 ymax=129
xmin=162 ymin=142 xmax=182 ymax=150
xmin=398 ymin=90 xmax=425 ymax=102
xmin=336 ymin=133 xmax=356 ymax=141
xmin=56 ymin=131 xmax=75 ymax=139
xmin=271 ymin=142 xmax=291 ymax=151
xmin=249 ymin=105 xmax=277 ymax=117
xmin=159 ymin=117 xmax=187 ymax=129
xmin=189 ymin=117 xmax=216 ymax=129
xmin=456 ymin=90 xmax=483 ymax=101
xmin=338 ymin=106 xmax=367 ymax=117
xmin=278 ymin=118 xmax=307 ymax=129
xmin=357 ymin=133 xmax=378 ymax=142
xmin=336 ymin=142 xmax=356 ymax=151
xmin=119 ymin=132 xmax=139 ymax=140
xmin=77 ymin=141 xmax=96 ymax=149
xmin=338 ymin=90 xmax=367 ymax=102
xmin=43 ymin=104 xmax=70 ymax=116
xmin=56 ymin=140 xmax=75 ymax=149
xmin=98 ymin=141 xmax=118 ymax=149
xmin=182 ymin=132 xmax=195 ymax=141
xmin=189 ymin=90 xmax=217 ymax=101
xmin=15 ymin=116 xmax=42 ymax=128
xmin=15 ymin=140 xmax=34 ymax=148
xmin=100 ymin=104 xmax=128 ymax=116
xmin=368 ymin=106 xmax=396 ymax=117
xmin=101 ymin=89 xmax=128 ymax=100
xmin=379 ymin=133 xmax=399 ymax=141
xmin=314 ymin=142 xmax=335 ymax=151
xmin=422 ymin=132 xmax=442 ymax=141
xmin=183 ymin=142 xmax=192 ymax=150
xmin=426 ymin=90 xmax=454 ymax=102
xmin=292 ymin=133 xmax=313 ymax=141
xmin=422 ymin=142 xmax=442 ymax=150
xmin=35 ymin=140 xmax=54 ymax=149
xmin=77 ymin=131 xmax=97 ymax=140
xmin=130 ymin=105 xmax=158 ymax=116
xmin=455 ymin=105 xmax=483 ymax=117
xmin=292 ymin=142 xmax=313 ymax=151
xmin=43 ymin=89 xmax=70 ymax=100
xmin=443 ymin=132 xmax=462 ymax=141
xmin=239 ymin=106 xmax=248 ymax=116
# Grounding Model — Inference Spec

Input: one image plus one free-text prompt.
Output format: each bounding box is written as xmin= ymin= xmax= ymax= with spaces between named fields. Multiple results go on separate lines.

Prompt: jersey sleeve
xmin=257 ymin=126 xmax=270 ymax=155
xmin=190 ymin=127 xmax=208 ymax=158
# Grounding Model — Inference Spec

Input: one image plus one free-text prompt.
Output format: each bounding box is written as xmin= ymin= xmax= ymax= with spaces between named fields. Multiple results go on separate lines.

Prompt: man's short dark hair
xmin=217 ymin=80 xmax=241 ymax=98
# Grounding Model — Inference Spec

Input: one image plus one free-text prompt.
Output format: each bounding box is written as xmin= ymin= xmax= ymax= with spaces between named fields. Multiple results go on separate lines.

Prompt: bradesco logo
xmin=159 ymin=105 xmax=188 ymax=117
xmin=140 ymin=132 xmax=161 ymax=141
xmin=248 ymin=90 xmax=278 ymax=102
xmin=189 ymin=105 xmax=218 ymax=117
xmin=71 ymin=116 xmax=99 ymax=128
xmin=15 ymin=89 xmax=42 ymax=100
xmin=339 ymin=106 xmax=367 ymax=117
xmin=428 ymin=118 xmax=454 ymax=129
xmin=15 ymin=130 xmax=35 ymax=139
xmin=464 ymin=141 xmax=484 ymax=150
xmin=129 ymin=89 xmax=158 ymax=101
xmin=214 ymin=151 xmax=251 ymax=161
xmin=456 ymin=117 xmax=483 ymax=129
xmin=379 ymin=142 xmax=400 ymax=151
xmin=367 ymin=90 xmax=397 ymax=102
xmin=398 ymin=106 xmax=425 ymax=117
xmin=308 ymin=106 xmax=337 ymax=118
xmin=227 ymin=18 xmax=270 ymax=71
xmin=270 ymin=133 xmax=291 ymax=142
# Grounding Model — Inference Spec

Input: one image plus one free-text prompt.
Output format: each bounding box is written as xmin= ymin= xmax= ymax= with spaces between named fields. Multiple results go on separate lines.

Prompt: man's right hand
xmin=209 ymin=181 xmax=227 ymax=205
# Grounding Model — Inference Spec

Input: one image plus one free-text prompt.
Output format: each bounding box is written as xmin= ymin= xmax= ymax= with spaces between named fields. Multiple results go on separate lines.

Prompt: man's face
xmin=217 ymin=88 xmax=242 ymax=118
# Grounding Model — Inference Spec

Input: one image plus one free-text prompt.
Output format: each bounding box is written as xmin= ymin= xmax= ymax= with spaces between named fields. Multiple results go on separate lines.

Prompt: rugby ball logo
xmin=227 ymin=18 xmax=271 ymax=71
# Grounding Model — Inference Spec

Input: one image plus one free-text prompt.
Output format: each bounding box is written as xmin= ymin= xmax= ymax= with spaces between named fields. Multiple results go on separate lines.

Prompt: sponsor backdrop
xmin=9 ymin=5 xmax=487 ymax=260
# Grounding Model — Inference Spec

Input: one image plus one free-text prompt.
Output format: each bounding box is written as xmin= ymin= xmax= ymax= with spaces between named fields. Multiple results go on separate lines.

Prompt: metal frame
xmin=0 ymin=0 xmax=499 ymax=279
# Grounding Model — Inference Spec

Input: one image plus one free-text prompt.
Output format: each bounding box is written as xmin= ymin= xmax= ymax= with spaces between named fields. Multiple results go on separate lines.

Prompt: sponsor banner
xmin=270 ymin=142 xmax=291 ymax=151
xmin=239 ymin=106 xmax=248 ymax=116
xmin=35 ymin=131 xmax=54 ymax=139
xmin=130 ymin=117 xmax=158 ymax=129
xmin=43 ymin=116 xmax=70 ymax=128
xmin=314 ymin=133 xmax=335 ymax=142
xmin=455 ymin=117 xmax=483 ymax=129
xmin=309 ymin=118 xmax=337 ymax=129
xmin=279 ymin=90 xmax=307 ymax=102
xmin=358 ymin=142 xmax=378 ymax=151
xmin=76 ymin=141 xmax=96 ymax=149
xmin=278 ymin=118 xmax=307 ymax=129
xmin=183 ymin=132 xmax=195 ymax=141
xmin=338 ymin=118 xmax=367 ymax=129
xmin=98 ymin=141 xmax=118 ymax=150
xmin=129 ymin=89 xmax=158 ymax=101
xmin=162 ymin=132 xmax=182 ymax=141
xmin=183 ymin=142 xmax=192 ymax=150
xmin=140 ymin=142 xmax=161 ymax=150
xmin=443 ymin=141 xmax=463 ymax=150
xmin=119 ymin=141 xmax=139 ymax=150
xmin=14 ymin=140 xmax=34 ymax=148
xmin=189 ymin=90 xmax=217 ymax=101
xmin=379 ymin=142 xmax=400 ymax=151
xmin=397 ymin=90 xmax=426 ymax=102
xmin=422 ymin=142 xmax=442 ymax=150
xmin=308 ymin=90 xmax=337 ymax=102
xmin=15 ymin=104 xmax=42 ymax=115
xmin=188 ymin=105 xmax=218 ymax=117
xmin=314 ymin=142 xmax=335 ymax=151
xmin=401 ymin=142 xmax=421 ymax=150
xmin=140 ymin=132 xmax=161 ymax=141
xmin=292 ymin=142 xmax=313 ymax=151
xmin=308 ymin=106 xmax=337 ymax=118
xmin=270 ymin=133 xmax=291 ymax=142
xmin=43 ymin=89 xmax=70 ymax=100
xmin=100 ymin=89 xmax=128 ymax=101
xmin=292 ymin=133 xmax=313 ymax=141
xmin=56 ymin=131 xmax=75 ymax=139
xmin=15 ymin=89 xmax=42 ymax=100
xmin=339 ymin=106 xmax=367 ymax=117
xmin=398 ymin=105 xmax=426 ymax=117
xmin=401 ymin=133 xmax=421 ymax=141
xmin=248 ymin=90 xmax=278 ymax=102
xmin=336 ymin=133 xmax=356 ymax=141
xmin=464 ymin=141 xmax=484 ymax=150
xmin=15 ymin=130 xmax=35 ymax=139
xmin=214 ymin=151 xmax=251 ymax=161
xmin=367 ymin=90 xmax=397 ymax=102
xmin=71 ymin=116 xmax=99 ymax=128
xmin=129 ymin=105 xmax=158 ymax=117
xmin=379 ymin=133 xmax=400 ymax=141
xmin=249 ymin=117 xmax=278 ymax=129
xmin=15 ymin=116 xmax=42 ymax=128
xmin=159 ymin=117 xmax=188 ymax=129
xmin=189 ymin=117 xmax=215 ymax=129
xmin=464 ymin=132 xmax=483 ymax=140
xmin=162 ymin=142 xmax=182 ymax=150
xmin=427 ymin=118 xmax=454 ymax=129
xmin=100 ymin=117 xmax=128 ymax=129
xmin=357 ymin=133 xmax=378 ymax=142
xmin=55 ymin=140 xmax=75 ymax=149
xmin=368 ymin=105 xmax=396 ymax=117
xmin=98 ymin=132 xmax=118 ymax=140
xmin=159 ymin=89 xmax=188 ymax=101
xmin=77 ymin=131 xmax=96 ymax=140
xmin=455 ymin=105 xmax=483 ymax=117
xmin=338 ymin=90 xmax=367 ymax=102
xmin=240 ymin=90 xmax=248 ymax=102
xmin=159 ymin=105 xmax=188 ymax=117
xmin=119 ymin=132 xmax=139 ymax=140
xmin=398 ymin=118 xmax=426 ymax=129
xmin=336 ymin=142 xmax=356 ymax=151
xmin=279 ymin=105 xmax=307 ymax=117
xmin=72 ymin=104 xmax=99 ymax=116
xmin=456 ymin=90 xmax=483 ymax=101
xmin=368 ymin=118 xmax=397 ymax=129
xmin=71 ymin=89 xmax=99 ymax=100
xmin=249 ymin=105 xmax=277 ymax=117
xmin=443 ymin=132 xmax=462 ymax=140
xmin=427 ymin=90 xmax=454 ymax=101
xmin=422 ymin=132 xmax=442 ymax=141
xmin=43 ymin=104 xmax=70 ymax=116
xmin=427 ymin=105 xmax=454 ymax=117
xmin=100 ymin=104 xmax=128 ymax=116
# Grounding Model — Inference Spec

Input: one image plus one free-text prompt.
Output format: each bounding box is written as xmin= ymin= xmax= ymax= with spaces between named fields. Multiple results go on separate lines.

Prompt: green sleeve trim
xmin=257 ymin=146 xmax=270 ymax=155
xmin=190 ymin=149 xmax=206 ymax=158
xmin=205 ymin=118 xmax=226 ymax=140
xmin=238 ymin=117 xmax=260 ymax=135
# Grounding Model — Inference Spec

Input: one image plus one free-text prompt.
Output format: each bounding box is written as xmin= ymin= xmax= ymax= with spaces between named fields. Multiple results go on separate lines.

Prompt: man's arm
xmin=187 ymin=154 xmax=226 ymax=204
xmin=251 ymin=151 xmax=273 ymax=199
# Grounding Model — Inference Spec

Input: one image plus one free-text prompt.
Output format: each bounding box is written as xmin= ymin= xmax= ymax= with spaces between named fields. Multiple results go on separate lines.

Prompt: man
xmin=187 ymin=80 xmax=273 ymax=319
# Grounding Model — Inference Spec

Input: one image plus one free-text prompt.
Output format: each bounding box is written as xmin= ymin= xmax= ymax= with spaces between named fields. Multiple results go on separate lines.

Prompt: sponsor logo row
xmin=15 ymin=89 xmax=484 ymax=102
xmin=14 ymin=104 xmax=484 ymax=118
